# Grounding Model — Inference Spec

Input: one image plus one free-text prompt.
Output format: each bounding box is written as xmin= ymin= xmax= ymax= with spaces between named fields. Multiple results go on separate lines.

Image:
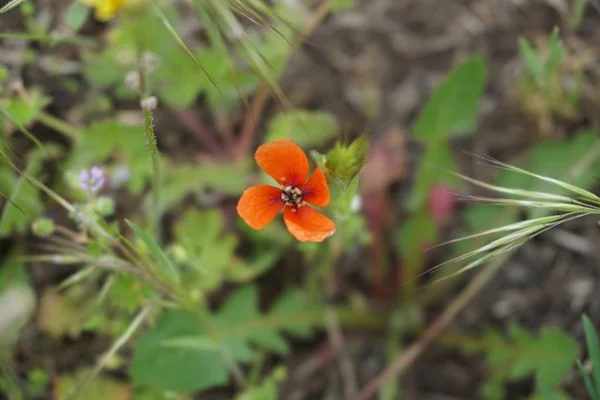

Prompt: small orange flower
xmin=237 ymin=139 xmax=336 ymax=242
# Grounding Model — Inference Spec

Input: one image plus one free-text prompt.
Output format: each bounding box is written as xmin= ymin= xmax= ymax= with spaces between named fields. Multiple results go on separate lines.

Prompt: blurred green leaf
xmin=131 ymin=310 xmax=228 ymax=392
xmin=0 ymin=90 xmax=51 ymax=127
xmin=581 ymin=314 xmax=600 ymax=399
xmin=173 ymin=208 xmax=239 ymax=290
xmin=527 ymin=390 xmax=572 ymax=400
xmin=570 ymin=0 xmax=588 ymax=30
xmin=519 ymin=37 xmax=546 ymax=89
xmin=544 ymin=27 xmax=563 ymax=75
xmin=408 ymin=143 xmax=463 ymax=211
xmin=407 ymin=55 xmax=486 ymax=212
xmin=126 ymin=219 xmax=180 ymax=286
xmin=484 ymin=324 xmax=578 ymax=390
xmin=397 ymin=209 xmax=438 ymax=285
xmin=265 ymin=110 xmax=338 ymax=149
xmin=413 ymin=55 xmax=486 ymax=142
xmin=132 ymin=285 xmax=322 ymax=392
xmin=66 ymin=1 xmax=91 ymax=32
xmin=151 ymin=162 xmax=247 ymax=217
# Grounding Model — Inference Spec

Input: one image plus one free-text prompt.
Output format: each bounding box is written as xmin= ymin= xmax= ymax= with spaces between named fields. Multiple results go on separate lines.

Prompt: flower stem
xmin=137 ymin=47 xmax=161 ymax=241
xmin=37 ymin=112 xmax=79 ymax=140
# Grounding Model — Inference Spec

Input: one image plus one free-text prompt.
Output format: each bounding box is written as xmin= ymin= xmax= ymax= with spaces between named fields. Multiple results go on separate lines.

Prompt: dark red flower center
xmin=281 ymin=185 xmax=303 ymax=208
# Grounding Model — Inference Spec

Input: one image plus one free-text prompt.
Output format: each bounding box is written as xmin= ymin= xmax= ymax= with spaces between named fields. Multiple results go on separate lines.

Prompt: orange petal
xmin=302 ymin=167 xmax=330 ymax=207
xmin=283 ymin=206 xmax=336 ymax=243
xmin=237 ymin=185 xmax=284 ymax=230
xmin=255 ymin=139 xmax=309 ymax=187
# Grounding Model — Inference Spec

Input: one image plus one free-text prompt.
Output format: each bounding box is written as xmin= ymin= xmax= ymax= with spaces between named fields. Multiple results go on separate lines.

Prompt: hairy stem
xmin=137 ymin=48 xmax=161 ymax=240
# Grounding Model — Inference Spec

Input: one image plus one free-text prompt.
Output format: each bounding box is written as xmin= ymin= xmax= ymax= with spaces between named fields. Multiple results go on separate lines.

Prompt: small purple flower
xmin=79 ymin=166 xmax=105 ymax=193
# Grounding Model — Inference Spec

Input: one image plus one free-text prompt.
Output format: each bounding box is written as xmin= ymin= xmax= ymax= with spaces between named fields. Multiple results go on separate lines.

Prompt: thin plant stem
xmin=236 ymin=85 xmax=270 ymax=159
xmin=63 ymin=304 xmax=154 ymax=400
xmin=137 ymin=48 xmax=161 ymax=241
xmin=357 ymin=255 xmax=507 ymax=400
xmin=37 ymin=111 xmax=79 ymax=140
xmin=176 ymin=109 xmax=223 ymax=154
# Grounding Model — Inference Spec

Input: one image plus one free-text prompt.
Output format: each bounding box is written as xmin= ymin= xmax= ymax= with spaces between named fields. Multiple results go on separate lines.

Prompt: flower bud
xmin=32 ymin=218 xmax=55 ymax=237
xmin=324 ymin=135 xmax=370 ymax=184
xmin=124 ymin=71 xmax=140 ymax=91
xmin=140 ymin=96 xmax=158 ymax=111
xmin=141 ymin=52 xmax=160 ymax=73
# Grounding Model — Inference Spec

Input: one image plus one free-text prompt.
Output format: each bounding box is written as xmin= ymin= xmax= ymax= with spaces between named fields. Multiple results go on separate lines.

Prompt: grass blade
xmin=476 ymin=154 xmax=600 ymax=204
xmin=0 ymin=106 xmax=47 ymax=154
xmin=152 ymin=3 xmax=222 ymax=95
xmin=583 ymin=314 xmax=600 ymax=394
xmin=425 ymin=213 xmax=577 ymax=250
xmin=0 ymin=0 xmax=28 ymax=14
xmin=577 ymin=360 xmax=599 ymax=400
xmin=62 ymin=305 xmax=154 ymax=400
xmin=442 ymin=168 xmax=575 ymax=203
xmin=125 ymin=219 xmax=180 ymax=286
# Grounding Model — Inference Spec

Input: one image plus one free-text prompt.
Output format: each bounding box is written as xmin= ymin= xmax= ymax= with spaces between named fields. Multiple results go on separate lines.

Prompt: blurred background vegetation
xmin=2 ymin=0 xmax=600 ymax=399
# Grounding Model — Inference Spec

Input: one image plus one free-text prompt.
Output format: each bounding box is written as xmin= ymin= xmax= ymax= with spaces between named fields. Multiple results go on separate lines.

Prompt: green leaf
xmin=535 ymin=329 xmax=579 ymax=388
xmin=173 ymin=208 xmax=239 ymax=290
xmin=132 ymin=286 xmax=323 ymax=392
xmin=66 ymin=0 xmax=91 ymax=32
xmin=527 ymin=389 xmax=571 ymax=400
xmin=577 ymin=359 xmax=599 ymax=400
xmin=265 ymin=110 xmax=339 ymax=149
xmin=131 ymin=310 xmax=228 ymax=392
xmin=152 ymin=3 xmax=223 ymax=105
xmin=582 ymin=314 xmax=600 ymax=396
xmin=161 ymin=336 xmax=219 ymax=351
xmin=518 ymin=37 xmax=546 ymax=89
xmin=397 ymin=209 xmax=438 ymax=284
xmin=407 ymin=55 xmax=485 ymax=212
xmin=484 ymin=325 xmax=578 ymax=390
xmin=544 ymin=27 xmax=563 ymax=72
xmin=413 ymin=55 xmax=486 ymax=141
xmin=570 ymin=0 xmax=588 ymax=30
xmin=0 ymin=90 xmax=51 ymax=127
xmin=407 ymin=144 xmax=463 ymax=211
xmin=151 ymin=162 xmax=247 ymax=217
xmin=125 ymin=220 xmax=180 ymax=286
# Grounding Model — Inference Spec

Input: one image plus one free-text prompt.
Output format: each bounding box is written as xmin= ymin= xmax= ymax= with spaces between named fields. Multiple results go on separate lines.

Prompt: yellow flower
xmin=82 ymin=0 xmax=127 ymax=21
